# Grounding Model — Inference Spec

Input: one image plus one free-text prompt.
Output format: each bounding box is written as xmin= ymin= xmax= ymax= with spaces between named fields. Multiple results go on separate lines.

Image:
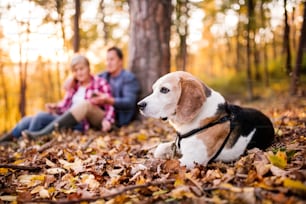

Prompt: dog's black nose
xmin=137 ymin=101 xmax=147 ymax=111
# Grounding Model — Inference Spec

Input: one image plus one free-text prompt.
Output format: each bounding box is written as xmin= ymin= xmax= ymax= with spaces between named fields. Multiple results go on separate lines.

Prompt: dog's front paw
xmin=154 ymin=142 xmax=175 ymax=159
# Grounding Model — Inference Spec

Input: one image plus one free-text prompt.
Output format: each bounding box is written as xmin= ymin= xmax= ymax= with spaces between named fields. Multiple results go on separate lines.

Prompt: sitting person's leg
xmin=70 ymin=101 xmax=105 ymax=129
xmin=0 ymin=116 xmax=32 ymax=143
xmin=23 ymin=101 xmax=104 ymax=139
xmin=28 ymin=112 xmax=57 ymax=131
xmin=23 ymin=111 xmax=78 ymax=139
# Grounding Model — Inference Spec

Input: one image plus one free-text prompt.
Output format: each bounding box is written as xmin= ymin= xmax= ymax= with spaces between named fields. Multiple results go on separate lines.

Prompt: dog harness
xmin=175 ymin=104 xmax=235 ymax=164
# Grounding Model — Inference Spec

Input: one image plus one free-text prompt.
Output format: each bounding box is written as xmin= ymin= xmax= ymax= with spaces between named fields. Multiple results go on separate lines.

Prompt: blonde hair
xmin=70 ymin=54 xmax=90 ymax=69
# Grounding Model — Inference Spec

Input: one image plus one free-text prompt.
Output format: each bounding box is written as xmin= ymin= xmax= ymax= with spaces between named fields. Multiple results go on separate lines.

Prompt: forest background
xmin=0 ymin=0 xmax=305 ymax=134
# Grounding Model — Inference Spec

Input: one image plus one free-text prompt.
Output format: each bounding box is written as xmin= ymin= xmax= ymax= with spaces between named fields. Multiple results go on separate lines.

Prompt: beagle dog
xmin=138 ymin=71 xmax=274 ymax=168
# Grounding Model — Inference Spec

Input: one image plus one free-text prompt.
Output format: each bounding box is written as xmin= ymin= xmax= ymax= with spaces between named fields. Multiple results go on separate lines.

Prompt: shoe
xmin=0 ymin=132 xmax=14 ymax=143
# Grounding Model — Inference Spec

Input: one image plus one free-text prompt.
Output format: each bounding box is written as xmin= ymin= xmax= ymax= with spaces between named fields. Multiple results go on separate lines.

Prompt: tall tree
xmin=0 ymin=61 xmax=9 ymax=131
xmin=290 ymin=1 xmax=306 ymax=95
xmin=128 ymin=0 xmax=172 ymax=98
xmin=261 ymin=0 xmax=270 ymax=87
xmin=246 ymin=0 xmax=254 ymax=100
xmin=73 ymin=0 xmax=80 ymax=53
xmin=283 ymin=0 xmax=292 ymax=75
xmin=175 ymin=0 xmax=189 ymax=71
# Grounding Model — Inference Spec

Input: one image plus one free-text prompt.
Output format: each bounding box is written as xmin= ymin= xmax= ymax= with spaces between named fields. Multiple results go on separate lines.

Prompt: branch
xmin=38 ymin=138 xmax=57 ymax=153
xmin=0 ymin=164 xmax=41 ymax=171
xmin=81 ymin=136 xmax=96 ymax=151
xmin=22 ymin=179 xmax=175 ymax=203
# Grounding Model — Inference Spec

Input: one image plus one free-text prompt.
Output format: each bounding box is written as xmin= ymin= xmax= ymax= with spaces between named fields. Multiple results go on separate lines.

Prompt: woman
xmin=0 ymin=54 xmax=114 ymax=142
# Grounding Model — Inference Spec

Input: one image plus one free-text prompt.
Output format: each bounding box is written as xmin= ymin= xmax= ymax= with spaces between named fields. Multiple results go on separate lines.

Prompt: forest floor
xmin=0 ymin=95 xmax=305 ymax=203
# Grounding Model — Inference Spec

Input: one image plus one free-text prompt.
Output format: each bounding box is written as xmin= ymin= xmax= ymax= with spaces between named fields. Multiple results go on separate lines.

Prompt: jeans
xmin=11 ymin=112 xmax=57 ymax=138
xmin=11 ymin=112 xmax=83 ymax=138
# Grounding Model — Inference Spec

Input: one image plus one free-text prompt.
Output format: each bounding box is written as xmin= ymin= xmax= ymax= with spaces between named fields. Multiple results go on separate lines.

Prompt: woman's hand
xmin=102 ymin=119 xmax=112 ymax=132
xmin=89 ymin=93 xmax=109 ymax=105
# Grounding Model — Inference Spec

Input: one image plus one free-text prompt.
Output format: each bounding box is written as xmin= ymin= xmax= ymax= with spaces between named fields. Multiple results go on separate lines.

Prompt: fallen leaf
xmin=283 ymin=178 xmax=306 ymax=192
xmin=0 ymin=195 xmax=17 ymax=202
xmin=267 ymin=151 xmax=287 ymax=169
xmin=46 ymin=167 xmax=66 ymax=175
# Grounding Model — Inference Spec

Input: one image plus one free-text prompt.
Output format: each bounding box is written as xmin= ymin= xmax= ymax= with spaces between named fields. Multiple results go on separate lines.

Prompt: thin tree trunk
xmin=0 ymin=63 xmax=9 ymax=131
xmin=175 ymin=0 xmax=188 ymax=71
xmin=253 ymin=40 xmax=261 ymax=81
xmin=246 ymin=0 xmax=254 ymax=100
xmin=290 ymin=1 xmax=306 ymax=95
xmin=73 ymin=0 xmax=80 ymax=53
xmin=236 ymin=8 xmax=242 ymax=72
xmin=261 ymin=0 xmax=269 ymax=87
xmin=128 ymin=0 xmax=172 ymax=98
xmin=56 ymin=0 xmax=66 ymax=98
xmin=283 ymin=0 xmax=292 ymax=75
xmin=18 ymin=18 xmax=31 ymax=117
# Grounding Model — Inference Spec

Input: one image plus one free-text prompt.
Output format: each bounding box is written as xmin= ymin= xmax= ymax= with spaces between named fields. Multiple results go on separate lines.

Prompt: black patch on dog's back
xmin=227 ymin=104 xmax=275 ymax=150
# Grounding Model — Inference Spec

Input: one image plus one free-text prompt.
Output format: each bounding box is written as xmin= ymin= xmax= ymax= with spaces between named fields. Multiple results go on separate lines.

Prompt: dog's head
xmin=138 ymin=71 xmax=210 ymax=124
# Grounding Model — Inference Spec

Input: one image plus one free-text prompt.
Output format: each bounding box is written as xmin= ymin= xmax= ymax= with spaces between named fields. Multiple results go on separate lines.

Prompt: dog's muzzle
xmin=137 ymin=101 xmax=147 ymax=111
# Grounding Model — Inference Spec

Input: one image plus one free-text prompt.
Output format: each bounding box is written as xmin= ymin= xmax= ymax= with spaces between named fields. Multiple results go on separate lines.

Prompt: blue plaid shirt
xmin=99 ymin=70 xmax=140 ymax=127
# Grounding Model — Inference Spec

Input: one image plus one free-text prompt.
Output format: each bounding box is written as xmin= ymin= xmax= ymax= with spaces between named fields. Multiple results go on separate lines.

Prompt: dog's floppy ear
xmin=176 ymin=77 xmax=206 ymax=123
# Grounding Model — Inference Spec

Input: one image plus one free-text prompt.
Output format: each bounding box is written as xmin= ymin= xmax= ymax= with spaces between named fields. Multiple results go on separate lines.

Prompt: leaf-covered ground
xmin=0 ymin=96 xmax=305 ymax=203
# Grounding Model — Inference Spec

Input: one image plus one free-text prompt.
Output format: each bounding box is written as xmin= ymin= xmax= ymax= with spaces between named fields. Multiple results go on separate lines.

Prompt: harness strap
xmin=175 ymin=103 xmax=235 ymax=164
xmin=207 ymin=118 xmax=235 ymax=163
xmin=176 ymin=114 xmax=233 ymax=149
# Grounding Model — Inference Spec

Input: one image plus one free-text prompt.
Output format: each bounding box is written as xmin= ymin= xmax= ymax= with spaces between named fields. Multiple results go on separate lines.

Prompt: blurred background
xmin=0 ymin=0 xmax=305 ymax=133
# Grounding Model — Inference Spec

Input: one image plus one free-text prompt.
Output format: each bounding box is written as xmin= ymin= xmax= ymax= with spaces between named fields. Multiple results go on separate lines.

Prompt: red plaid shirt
xmin=55 ymin=75 xmax=115 ymax=130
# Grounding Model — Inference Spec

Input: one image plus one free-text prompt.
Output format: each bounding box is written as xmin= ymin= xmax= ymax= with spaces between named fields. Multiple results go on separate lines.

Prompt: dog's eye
xmin=160 ymin=87 xmax=170 ymax=94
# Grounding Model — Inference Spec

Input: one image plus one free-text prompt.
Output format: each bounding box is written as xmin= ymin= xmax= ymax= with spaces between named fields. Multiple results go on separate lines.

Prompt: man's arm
xmin=113 ymin=73 xmax=140 ymax=110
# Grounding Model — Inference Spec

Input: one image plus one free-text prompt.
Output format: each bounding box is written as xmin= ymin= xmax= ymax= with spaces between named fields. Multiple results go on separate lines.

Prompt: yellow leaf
xmin=171 ymin=186 xmax=194 ymax=199
xmin=283 ymin=178 xmax=306 ymax=192
xmin=174 ymin=178 xmax=185 ymax=187
xmin=0 ymin=168 xmax=9 ymax=174
xmin=60 ymin=188 xmax=77 ymax=194
xmin=13 ymin=152 xmax=22 ymax=159
xmin=13 ymin=159 xmax=24 ymax=165
xmin=48 ymin=187 xmax=56 ymax=194
xmin=18 ymin=175 xmax=45 ymax=187
xmin=135 ymin=176 xmax=146 ymax=185
xmin=32 ymin=175 xmax=46 ymax=181
xmin=64 ymin=149 xmax=74 ymax=162
xmin=153 ymin=189 xmax=168 ymax=196
xmin=267 ymin=151 xmax=287 ymax=169
xmin=137 ymin=133 xmax=147 ymax=142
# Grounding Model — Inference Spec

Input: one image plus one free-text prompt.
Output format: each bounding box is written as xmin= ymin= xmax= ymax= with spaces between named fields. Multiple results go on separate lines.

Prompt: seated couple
xmin=0 ymin=47 xmax=140 ymax=143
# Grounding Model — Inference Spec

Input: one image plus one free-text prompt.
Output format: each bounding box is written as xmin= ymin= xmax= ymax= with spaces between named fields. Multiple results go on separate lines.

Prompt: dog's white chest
xmin=179 ymin=137 xmax=208 ymax=168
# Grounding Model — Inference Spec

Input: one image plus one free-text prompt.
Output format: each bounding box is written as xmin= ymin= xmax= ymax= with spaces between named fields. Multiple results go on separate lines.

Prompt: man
xmin=92 ymin=46 xmax=141 ymax=127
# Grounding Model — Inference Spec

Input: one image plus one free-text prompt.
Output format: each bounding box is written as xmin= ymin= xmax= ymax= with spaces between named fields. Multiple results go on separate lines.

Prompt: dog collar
xmin=176 ymin=107 xmax=235 ymax=163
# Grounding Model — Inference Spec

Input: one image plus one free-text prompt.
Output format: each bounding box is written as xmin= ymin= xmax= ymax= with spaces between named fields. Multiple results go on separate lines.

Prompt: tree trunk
xmin=18 ymin=18 xmax=31 ymax=117
xmin=263 ymin=41 xmax=269 ymax=87
xmin=175 ymin=0 xmax=188 ymax=71
xmin=128 ymin=0 xmax=172 ymax=98
xmin=290 ymin=1 xmax=306 ymax=95
xmin=73 ymin=0 xmax=80 ymax=53
xmin=261 ymin=0 xmax=269 ymax=87
xmin=0 ymin=63 xmax=9 ymax=131
xmin=283 ymin=0 xmax=292 ymax=75
xmin=253 ymin=39 xmax=261 ymax=81
xmin=235 ymin=8 xmax=242 ymax=72
xmin=246 ymin=0 xmax=254 ymax=100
